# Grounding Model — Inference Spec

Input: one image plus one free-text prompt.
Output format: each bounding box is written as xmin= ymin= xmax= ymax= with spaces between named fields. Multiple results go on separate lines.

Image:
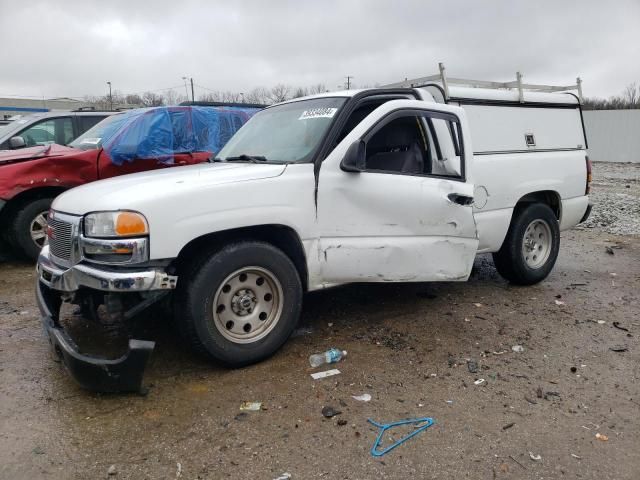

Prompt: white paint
xmin=472 ymin=148 xmax=589 ymax=249
xmin=461 ymin=104 xmax=585 ymax=152
xmin=317 ymin=99 xmax=479 ymax=284
xmin=51 ymin=87 xmax=590 ymax=293
xmin=583 ymin=110 xmax=640 ymax=163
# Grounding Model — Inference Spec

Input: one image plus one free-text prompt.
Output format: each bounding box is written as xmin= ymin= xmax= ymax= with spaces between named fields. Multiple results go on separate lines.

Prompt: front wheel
xmin=8 ymin=197 xmax=53 ymax=262
xmin=175 ymin=241 xmax=303 ymax=367
xmin=492 ymin=203 xmax=560 ymax=285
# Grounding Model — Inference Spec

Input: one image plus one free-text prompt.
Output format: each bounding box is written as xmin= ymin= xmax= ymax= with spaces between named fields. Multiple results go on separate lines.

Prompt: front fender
xmin=143 ymin=164 xmax=318 ymax=259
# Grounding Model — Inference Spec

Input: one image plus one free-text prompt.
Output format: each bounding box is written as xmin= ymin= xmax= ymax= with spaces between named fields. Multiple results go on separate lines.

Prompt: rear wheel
xmin=175 ymin=241 xmax=303 ymax=367
xmin=8 ymin=197 xmax=53 ymax=262
xmin=492 ymin=203 xmax=560 ymax=285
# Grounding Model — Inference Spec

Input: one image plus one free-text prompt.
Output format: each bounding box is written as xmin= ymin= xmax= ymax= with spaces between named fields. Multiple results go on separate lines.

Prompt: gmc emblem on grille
xmin=46 ymin=225 xmax=55 ymax=240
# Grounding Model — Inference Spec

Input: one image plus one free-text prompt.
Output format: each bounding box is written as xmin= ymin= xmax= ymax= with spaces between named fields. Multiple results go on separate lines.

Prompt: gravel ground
xmin=578 ymin=162 xmax=640 ymax=235
xmin=0 ymin=163 xmax=638 ymax=479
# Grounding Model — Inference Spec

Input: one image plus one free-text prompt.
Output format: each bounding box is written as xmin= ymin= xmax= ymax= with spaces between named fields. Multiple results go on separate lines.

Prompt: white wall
xmin=583 ymin=110 xmax=640 ymax=163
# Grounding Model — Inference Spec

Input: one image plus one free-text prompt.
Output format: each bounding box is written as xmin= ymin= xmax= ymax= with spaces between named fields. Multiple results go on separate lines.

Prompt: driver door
xmin=316 ymin=100 xmax=478 ymax=284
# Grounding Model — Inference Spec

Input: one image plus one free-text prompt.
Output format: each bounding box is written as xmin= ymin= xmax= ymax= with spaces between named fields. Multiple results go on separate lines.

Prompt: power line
xmin=193 ymin=83 xmax=223 ymax=93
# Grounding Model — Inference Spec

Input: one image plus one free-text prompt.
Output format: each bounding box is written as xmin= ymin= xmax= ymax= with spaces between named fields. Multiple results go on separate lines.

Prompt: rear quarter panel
xmin=472 ymin=150 xmax=587 ymax=252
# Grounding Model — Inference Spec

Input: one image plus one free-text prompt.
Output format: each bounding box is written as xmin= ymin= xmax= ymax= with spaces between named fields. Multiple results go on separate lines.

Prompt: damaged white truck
xmin=36 ymin=70 xmax=592 ymax=392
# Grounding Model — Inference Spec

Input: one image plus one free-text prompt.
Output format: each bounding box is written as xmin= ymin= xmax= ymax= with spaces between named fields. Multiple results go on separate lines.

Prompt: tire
xmin=492 ymin=203 xmax=560 ymax=285
xmin=8 ymin=197 xmax=53 ymax=262
xmin=175 ymin=241 xmax=303 ymax=367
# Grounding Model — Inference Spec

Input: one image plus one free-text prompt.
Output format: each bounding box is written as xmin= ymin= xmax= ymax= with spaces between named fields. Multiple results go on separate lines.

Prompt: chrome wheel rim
xmin=30 ymin=211 xmax=49 ymax=248
xmin=522 ymin=219 xmax=552 ymax=269
xmin=212 ymin=266 xmax=283 ymax=344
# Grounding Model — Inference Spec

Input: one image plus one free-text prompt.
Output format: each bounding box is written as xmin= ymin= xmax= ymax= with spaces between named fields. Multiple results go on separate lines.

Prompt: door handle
xmin=448 ymin=193 xmax=474 ymax=206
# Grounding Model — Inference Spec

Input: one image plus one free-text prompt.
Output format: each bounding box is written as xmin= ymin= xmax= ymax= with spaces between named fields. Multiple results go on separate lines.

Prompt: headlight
xmin=84 ymin=211 xmax=148 ymax=238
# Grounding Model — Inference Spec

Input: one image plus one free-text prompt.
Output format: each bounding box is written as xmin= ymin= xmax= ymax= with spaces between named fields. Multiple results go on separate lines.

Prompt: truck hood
xmin=52 ymin=162 xmax=287 ymax=215
xmin=0 ymin=144 xmax=79 ymax=165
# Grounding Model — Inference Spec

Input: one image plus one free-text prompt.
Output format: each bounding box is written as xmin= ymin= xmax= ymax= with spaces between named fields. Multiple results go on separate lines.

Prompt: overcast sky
xmin=1 ymin=0 xmax=638 ymax=100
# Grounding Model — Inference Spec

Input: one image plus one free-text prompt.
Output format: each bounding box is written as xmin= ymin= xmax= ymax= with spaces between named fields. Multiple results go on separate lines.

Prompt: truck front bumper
xmin=35 ymin=245 xmax=177 ymax=393
xmin=37 ymin=245 xmax=177 ymax=293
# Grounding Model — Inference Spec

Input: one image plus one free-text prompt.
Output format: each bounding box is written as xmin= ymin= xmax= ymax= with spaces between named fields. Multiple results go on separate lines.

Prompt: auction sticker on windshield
xmin=299 ymin=108 xmax=337 ymax=120
xmin=80 ymin=138 xmax=101 ymax=145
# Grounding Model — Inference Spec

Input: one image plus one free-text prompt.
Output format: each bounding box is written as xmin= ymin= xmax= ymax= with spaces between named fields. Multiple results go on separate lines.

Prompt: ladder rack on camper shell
xmin=383 ymin=62 xmax=583 ymax=104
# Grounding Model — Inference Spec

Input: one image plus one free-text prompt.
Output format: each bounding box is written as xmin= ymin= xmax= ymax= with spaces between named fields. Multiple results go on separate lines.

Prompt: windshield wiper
xmin=220 ymin=154 xmax=268 ymax=163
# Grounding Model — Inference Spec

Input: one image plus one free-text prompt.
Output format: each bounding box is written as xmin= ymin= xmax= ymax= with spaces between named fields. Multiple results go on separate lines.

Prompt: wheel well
xmin=170 ymin=225 xmax=309 ymax=291
xmin=0 ymin=187 xmax=67 ymax=221
xmin=515 ymin=191 xmax=561 ymax=220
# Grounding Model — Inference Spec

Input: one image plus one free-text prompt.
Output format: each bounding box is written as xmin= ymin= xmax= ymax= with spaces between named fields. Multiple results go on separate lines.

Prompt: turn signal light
xmin=115 ymin=212 xmax=148 ymax=236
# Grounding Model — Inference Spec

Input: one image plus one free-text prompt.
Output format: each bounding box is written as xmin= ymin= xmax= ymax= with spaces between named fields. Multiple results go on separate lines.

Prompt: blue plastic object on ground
xmin=367 ymin=417 xmax=434 ymax=457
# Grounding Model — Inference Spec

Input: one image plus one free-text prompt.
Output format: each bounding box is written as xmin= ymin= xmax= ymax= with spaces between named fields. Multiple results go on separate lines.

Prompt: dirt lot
xmin=0 ymin=163 xmax=638 ymax=479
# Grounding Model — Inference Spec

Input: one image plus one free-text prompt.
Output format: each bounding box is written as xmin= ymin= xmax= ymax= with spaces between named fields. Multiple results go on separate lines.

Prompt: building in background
xmin=0 ymin=97 xmax=92 ymax=121
xmin=0 ymin=97 xmax=135 ymax=123
xmin=584 ymin=110 xmax=640 ymax=163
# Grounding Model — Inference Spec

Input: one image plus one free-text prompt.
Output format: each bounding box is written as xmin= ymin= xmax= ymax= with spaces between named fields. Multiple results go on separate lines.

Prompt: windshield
xmin=216 ymin=97 xmax=346 ymax=163
xmin=69 ymin=113 xmax=128 ymax=150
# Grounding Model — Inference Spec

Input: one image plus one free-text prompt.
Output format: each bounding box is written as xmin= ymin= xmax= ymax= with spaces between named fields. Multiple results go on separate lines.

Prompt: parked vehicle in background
xmin=0 ymin=109 xmax=115 ymax=150
xmin=0 ymin=104 xmax=261 ymax=260
xmin=35 ymin=69 xmax=592 ymax=392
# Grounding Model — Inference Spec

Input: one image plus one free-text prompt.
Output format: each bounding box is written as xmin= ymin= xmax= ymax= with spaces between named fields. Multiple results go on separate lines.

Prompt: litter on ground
xmin=310 ymin=369 xmax=341 ymax=380
xmin=239 ymin=402 xmax=262 ymax=411
xmin=352 ymin=393 xmax=372 ymax=402
xmin=367 ymin=417 xmax=434 ymax=457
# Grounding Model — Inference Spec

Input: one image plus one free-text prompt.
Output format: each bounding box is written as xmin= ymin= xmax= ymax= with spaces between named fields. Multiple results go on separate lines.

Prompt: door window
xmin=77 ymin=116 xmax=105 ymax=134
xmin=363 ymin=111 xmax=464 ymax=178
xmin=20 ymin=117 xmax=74 ymax=146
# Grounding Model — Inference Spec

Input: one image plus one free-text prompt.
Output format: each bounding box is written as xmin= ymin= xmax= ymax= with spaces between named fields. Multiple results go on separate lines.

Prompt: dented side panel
xmin=0 ymin=149 xmax=100 ymax=200
xmin=320 ymin=237 xmax=478 ymax=283
xmin=317 ymin=170 xmax=478 ymax=283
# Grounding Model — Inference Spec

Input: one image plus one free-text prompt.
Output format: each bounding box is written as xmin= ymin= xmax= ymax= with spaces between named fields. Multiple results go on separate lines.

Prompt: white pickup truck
xmin=36 ymin=80 xmax=592 ymax=392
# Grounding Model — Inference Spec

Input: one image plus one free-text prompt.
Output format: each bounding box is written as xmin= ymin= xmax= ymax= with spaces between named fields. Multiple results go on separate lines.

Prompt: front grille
xmin=48 ymin=217 xmax=74 ymax=261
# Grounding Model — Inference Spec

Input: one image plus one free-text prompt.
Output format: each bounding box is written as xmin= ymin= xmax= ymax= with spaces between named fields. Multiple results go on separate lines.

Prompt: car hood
xmin=0 ymin=144 xmax=79 ymax=164
xmin=53 ymin=162 xmax=287 ymax=215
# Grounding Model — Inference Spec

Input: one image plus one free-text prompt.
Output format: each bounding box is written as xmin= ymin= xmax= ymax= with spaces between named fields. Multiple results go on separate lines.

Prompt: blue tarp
xmin=102 ymin=106 xmax=260 ymax=165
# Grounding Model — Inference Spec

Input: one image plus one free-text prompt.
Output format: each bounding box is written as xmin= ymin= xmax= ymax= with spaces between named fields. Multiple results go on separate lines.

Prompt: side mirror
xmin=340 ymin=140 xmax=366 ymax=172
xmin=9 ymin=136 xmax=26 ymax=149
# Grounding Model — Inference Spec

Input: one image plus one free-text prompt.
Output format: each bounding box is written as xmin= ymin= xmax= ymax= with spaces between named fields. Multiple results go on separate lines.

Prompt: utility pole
xmin=182 ymin=77 xmax=189 ymax=100
xmin=345 ymin=76 xmax=353 ymax=90
xmin=107 ymin=81 xmax=113 ymax=110
xmin=190 ymin=77 xmax=195 ymax=102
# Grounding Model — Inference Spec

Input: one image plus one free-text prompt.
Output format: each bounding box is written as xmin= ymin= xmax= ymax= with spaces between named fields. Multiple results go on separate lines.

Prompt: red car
xmin=0 ymin=104 xmax=260 ymax=259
